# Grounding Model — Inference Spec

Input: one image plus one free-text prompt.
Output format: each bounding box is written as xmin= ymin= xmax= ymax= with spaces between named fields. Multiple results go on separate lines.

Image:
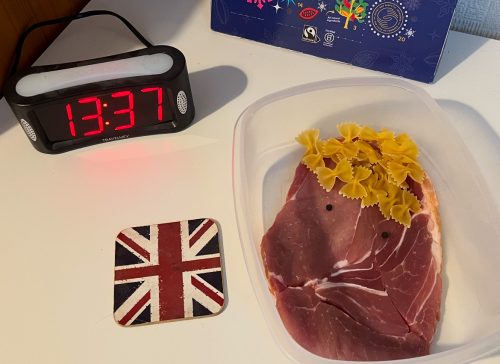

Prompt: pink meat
xmin=261 ymin=163 xmax=441 ymax=361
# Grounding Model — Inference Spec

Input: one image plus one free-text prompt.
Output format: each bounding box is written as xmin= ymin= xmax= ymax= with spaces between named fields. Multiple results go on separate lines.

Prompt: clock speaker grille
xmin=176 ymin=91 xmax=188 ymax=115
xmin=20 ymin=119 xmax=37 ymax=141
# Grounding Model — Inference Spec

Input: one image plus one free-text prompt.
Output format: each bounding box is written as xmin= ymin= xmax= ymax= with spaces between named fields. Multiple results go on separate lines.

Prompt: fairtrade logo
xmin=302 ymin=25 xmax=320 ymax=43
xmin=299 ymin=7 xmax=320 ymax=20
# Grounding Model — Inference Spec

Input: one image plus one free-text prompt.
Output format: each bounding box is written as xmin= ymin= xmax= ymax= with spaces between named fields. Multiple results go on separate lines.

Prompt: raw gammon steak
xmin=261 ymin=163 xmax=442 ymax=361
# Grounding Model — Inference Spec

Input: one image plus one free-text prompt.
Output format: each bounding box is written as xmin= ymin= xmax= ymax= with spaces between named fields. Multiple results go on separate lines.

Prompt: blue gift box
xmin=211 ymin=0 xmax=458 ymax=83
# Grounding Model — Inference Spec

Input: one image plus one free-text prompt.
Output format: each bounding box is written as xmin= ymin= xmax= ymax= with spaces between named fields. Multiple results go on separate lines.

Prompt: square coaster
xmin=113 ymin=218 xmax=225 ymax=326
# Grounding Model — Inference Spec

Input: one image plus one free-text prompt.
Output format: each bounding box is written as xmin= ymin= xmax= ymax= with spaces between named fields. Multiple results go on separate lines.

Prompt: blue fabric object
xmin=451 ymin=0 xmax=500 ymax=39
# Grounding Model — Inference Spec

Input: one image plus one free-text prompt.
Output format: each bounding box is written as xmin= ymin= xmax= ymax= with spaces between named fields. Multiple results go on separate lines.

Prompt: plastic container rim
xmin=232 ymin=77 xmax=500 ymax=364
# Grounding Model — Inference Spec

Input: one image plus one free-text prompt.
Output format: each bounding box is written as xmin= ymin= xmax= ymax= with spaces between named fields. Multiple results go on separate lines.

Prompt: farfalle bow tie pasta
xmin=296 ymin=123 xmax=424 ymax=227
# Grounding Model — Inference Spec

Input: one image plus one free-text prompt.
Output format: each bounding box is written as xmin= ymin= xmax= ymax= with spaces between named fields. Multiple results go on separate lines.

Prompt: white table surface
xmin=0 ymin=1 xmax=499 ymax=363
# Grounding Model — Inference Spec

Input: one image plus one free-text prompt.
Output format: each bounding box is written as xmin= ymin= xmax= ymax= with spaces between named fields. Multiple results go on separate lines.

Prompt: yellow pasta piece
xmin=376 ymin=156 xmax=391 ymax=171
xmin=372 ymin=163 xmax=387 ymax=178
xmin=375 ymin=174 xmax=393 ymax=197
xmin=377 ymin=158 xmax=410 ymax=189
xmin=377 ymin=182 xmax=400 ymax=220
xmin=315 ymin=159 xmax=353 ymax=192
xmin=297 ymin=129 xmax=327 ymax=171
xmin=340 ymin=166 xmax=372 ymax=199
xmin=355 ymin=140 xmax=380 ymax=164
xmin=396 ymin=133 xmax=418 ymax=150
xmin=302 ymin=153 xmax=325 ymax=171
xmin=387 ymin=161 xmax=410 ymax=186
xmin=360 ymin=173 xmax=382 ymax=207
xmin=406 ymin=190 xmax=421 ymax=213
xmin=407 ymin=162 xmax=425 ymax=184
xmin=341 ymin=142 xmax=359 ymax=159
xmin=295 ymin=125 xmax=424 ymax=228
xmin=380 ymin=133 xmax=419 ymax=161
xmin=337 ymin=123 xmax=362 ymax=142
xmin=359 ymin=126 xmax=378 ymax=141
xmin=329 ymin=153 xmax=345 ymax=164
xmin=376 ymin=128 xmax=396 ymax=142
xmin=323 ymin=138 xmax=358 ymax=160
xmin=322 ymin=138 xmax=344 ymax=156
xmin=352 ymin=159 xmax=372 ymax=169
xmin=386 ymin=171 xmax=409 ymax=189
xmin=390 ymin=190 xmax=421 ymax=227
xmin=387 ymin=160 xmax=425 ymax=185
xmin=296 ymin=129 xmax=321 ymax=155
xmin=390 ymin=195 xmax=411 ymax=227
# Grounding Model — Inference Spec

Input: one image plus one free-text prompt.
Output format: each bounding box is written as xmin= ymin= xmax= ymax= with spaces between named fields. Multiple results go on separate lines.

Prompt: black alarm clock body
xmin=4 ymin=46 xmax=195 ymax=153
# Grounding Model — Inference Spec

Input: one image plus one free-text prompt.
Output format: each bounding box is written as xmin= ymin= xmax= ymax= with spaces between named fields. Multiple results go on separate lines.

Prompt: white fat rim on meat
xmin=304 ymin=277 xmax=328 ymax=287
xmin=420 ymin=185 xmax=442 ymax=273
xmin=399 ymin=196 xmax=441 ymax=324
xmin=409 ymin=259 xmax=439 ymax=326
xmin=431 ymin=240 xmax=441 ymax=274
xmin=268 ymin=272 xmax=285 ymax=285
xmin=315 ymin=282 xmax=388 ymax=297
xmin=330 ymin=263 xmax=374 ymax=278
xmin=333 ymin=260 xmax=349 ymax=269
xmin=378 ymin=219 xmax=410 ymax=266
xmin=404 ymin=194 xmax=442 ymax=326
xmin=378 ymin=211 xmax=427 ymax=267
xmin=426 ymin=207 xmax=442 ymax=273
xmin=352 ymin=249 xmax=372 ymax=265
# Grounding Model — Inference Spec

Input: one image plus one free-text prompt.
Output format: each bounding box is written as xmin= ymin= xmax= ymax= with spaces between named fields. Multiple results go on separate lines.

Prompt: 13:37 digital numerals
xmin=65 ymin=87 xmax=163 ymax=138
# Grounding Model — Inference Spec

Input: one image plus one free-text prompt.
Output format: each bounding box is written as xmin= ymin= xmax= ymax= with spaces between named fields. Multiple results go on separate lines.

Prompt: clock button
xmin=20 ymin=119 xmax=37 ymax=141
xmin=176 ymin=91 xmax=188 ymax=115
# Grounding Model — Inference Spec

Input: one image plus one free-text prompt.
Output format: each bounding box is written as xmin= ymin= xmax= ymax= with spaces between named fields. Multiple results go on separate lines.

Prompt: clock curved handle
xmin=8 ymin=10 xmax=154 ymax=78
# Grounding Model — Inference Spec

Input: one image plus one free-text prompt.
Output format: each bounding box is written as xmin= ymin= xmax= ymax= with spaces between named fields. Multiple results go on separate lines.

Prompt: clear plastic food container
xmin=232 ymin=78 xmax=500 ymax=364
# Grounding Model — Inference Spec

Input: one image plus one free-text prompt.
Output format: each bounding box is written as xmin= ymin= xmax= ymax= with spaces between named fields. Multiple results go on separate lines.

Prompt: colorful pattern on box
xmin=211 ymin=0 xmax=458 ymax=82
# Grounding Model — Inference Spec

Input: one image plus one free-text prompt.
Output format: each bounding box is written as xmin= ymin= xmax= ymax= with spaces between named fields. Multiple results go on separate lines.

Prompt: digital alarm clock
xmin=4 ymin=45 xmax=195 ymax=153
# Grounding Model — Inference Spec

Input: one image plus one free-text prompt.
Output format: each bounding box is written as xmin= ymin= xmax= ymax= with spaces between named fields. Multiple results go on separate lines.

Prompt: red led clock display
xmin=36 ymin=85 xmax=174 ymax=142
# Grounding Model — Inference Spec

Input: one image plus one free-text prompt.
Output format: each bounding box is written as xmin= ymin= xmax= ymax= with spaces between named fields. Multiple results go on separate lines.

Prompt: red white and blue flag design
xmin=114 ymin=218 xmax=225 ymax=326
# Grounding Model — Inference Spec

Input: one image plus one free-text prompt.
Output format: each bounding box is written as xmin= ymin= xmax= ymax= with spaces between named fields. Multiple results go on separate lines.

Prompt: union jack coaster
xmin=113 ymin=218 xmax=225 ymax=326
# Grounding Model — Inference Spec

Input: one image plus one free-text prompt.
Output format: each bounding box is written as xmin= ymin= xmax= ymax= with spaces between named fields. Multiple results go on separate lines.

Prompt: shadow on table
xmin=437 ymin=99 xmax=500 ymax=159
xmin=434 ymin=32 xmax=488 ymax=82
xmin=189 ymin=65 xmax=248 ymax=123
xmin=0 ymin=99 xmax=17 ymax=136
xmin=437 ymin=99 xmax=500 ymax=211
xmin=212 ymin=218 xmax=230 ymax=317
xmin=437 ymin=98 xmax=500 ymax=175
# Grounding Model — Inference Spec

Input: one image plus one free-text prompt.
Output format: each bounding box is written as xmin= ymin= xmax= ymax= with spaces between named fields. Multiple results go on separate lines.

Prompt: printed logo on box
xmin=368 ymin=0 xmax=408 ymax=39
xmin=302 ymin=25 xmax=320 ymax=43
xmin=323 ymin=31 xmax=335 ymax=47
xmin=299 ymin=7 xmax=320 ymax=20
